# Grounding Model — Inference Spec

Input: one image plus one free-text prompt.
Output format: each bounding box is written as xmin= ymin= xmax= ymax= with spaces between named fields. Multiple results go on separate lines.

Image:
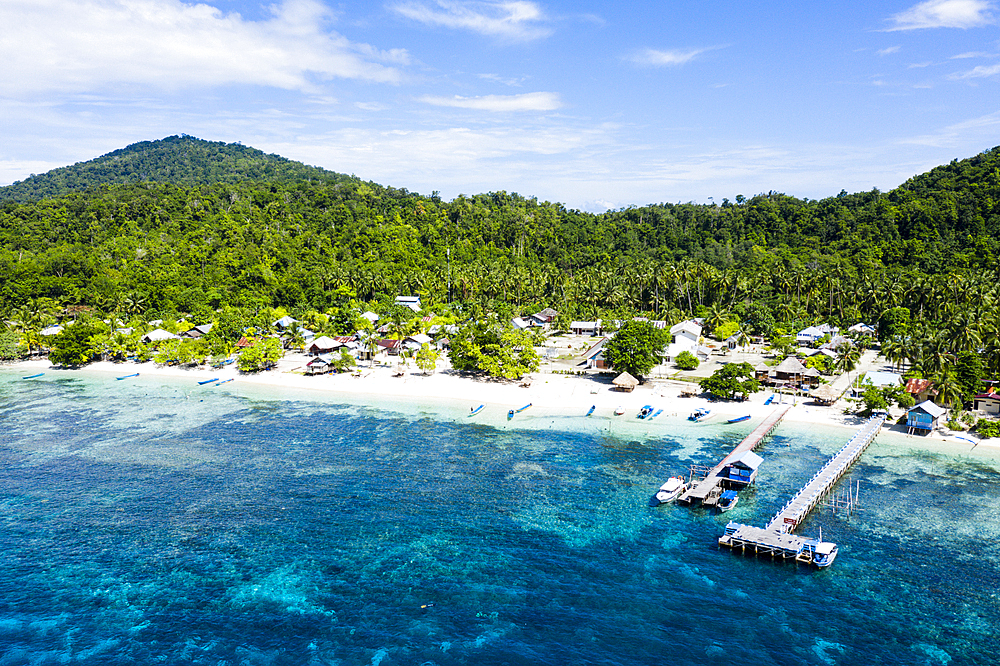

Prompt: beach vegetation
xmin=237 ymin=337 xmax=284 ymax=373
xmin=0 ymin=329 xmax=24 ymax=360
xmin=674 ymin=350 xmax=699 ymax=371
xmin=699 ymin=362 xmax=759 ymax=401
xmin=603 ymin=320 xmax=669 ymax=380
xmin=976 ymin=419 xmax=1000 ymax=440
xmin=48 ymin=322 xmax=100 ymax=367
xmin=449 ymin=318 xmax=539 ymax=380
xmin=414 ymin=343 xmax=440 ymax=375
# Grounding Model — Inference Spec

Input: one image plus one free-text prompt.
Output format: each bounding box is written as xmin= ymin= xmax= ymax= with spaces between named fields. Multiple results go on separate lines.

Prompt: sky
xmin=1 ymin=0 xmax=999 ymax=212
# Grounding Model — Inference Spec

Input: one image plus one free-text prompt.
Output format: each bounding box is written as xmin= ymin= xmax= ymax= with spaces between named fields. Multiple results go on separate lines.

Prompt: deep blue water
xmin=1 ymin=370 xmax=999 ymax=665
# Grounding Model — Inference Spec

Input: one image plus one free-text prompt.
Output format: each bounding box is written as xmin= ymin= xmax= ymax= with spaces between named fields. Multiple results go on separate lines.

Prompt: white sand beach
xmin=7 ymin=354 xmax=996 ymax=451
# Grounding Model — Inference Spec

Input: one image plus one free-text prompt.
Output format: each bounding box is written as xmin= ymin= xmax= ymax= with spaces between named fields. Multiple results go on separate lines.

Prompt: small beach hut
xmin=773 ymin=357 xmax=807 ymax=386
xmin=810 ymin=384 xmax=841 ymax=405
xmin=307 ymin=336 xmax=339 ymax=355
xmin=907 ymin=400 xmax=947 ymax=434
xmin=612 ymin=372 xmax=639 ymax=392
xmin=306 ymin=354 xmax=334 ymax=375
xmin=722 ymin=451 xmax=764 ymax=488
xmin=142 ymin=328 xmax=180 ymax=343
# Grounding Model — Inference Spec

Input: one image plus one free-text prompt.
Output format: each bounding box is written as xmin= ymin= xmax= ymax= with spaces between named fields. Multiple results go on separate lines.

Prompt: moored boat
xmin=726 ymin=415 xmax=751 ymax=424
xmin=214 ymin=378 xmax=234 ymax=386
xmin=649 ymin=476 xmax=688 ymax=506
xmin=717 ymin=490 xmax=739 ymax=513
xmin=116 ymin=373 xmax=139 ymax=380
xmin=812 ymin=541 xmax=838 ymax=568
xmin=22 ymin=373 xmax=44 ymax=379
xmin=198 ymin=377 xmax=220 ymax=385
xmin=469 ymin=404 xmax=485 ymax=416
xmin=689 ymin=407 xmax=711 ymax=421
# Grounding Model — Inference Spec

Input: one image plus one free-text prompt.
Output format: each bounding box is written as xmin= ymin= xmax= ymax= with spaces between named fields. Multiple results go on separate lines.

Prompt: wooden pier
xmin=678 ymin=404 xmax=791 ymax=506
xmin=718 ymin=413 xmax=886 ymax=567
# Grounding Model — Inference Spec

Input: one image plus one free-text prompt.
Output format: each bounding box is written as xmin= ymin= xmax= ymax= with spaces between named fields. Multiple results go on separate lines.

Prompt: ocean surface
xmin=1 ymin=369 xmax=999 ymax=666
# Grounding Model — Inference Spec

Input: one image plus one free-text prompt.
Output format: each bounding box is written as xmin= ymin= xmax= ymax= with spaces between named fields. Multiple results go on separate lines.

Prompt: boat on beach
xmin=585 ymin=405 xmax=596 ymax=417
xmin=614 ymin=406 xmax=626 ymax=416
xmin=649 ymin=476 xmax=688 ymax=506
xmin=726 ymin=415 xmax=751 ymax=424
xmin=648 ymin=409 xmax=663 ymax=420
xmin=637 ymin=405 xmax=654 ymax=419
xmin=764 ymin=394 xmax=774 ymax=405
xmin=469 ymin=404 xmax=485 ymax=416
xmin=689 ymin=407 xmax=711 ymax=422
xmin=717 ymin=490 xmax=739 ymax=513
xmin=508 ymin=403 xmax=532 ymax=419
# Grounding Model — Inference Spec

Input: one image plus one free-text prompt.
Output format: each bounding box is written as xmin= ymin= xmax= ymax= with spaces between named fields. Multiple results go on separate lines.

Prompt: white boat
xmin=649 ymin=476 xmax=687 ymax=506
xmin=689 ymin=407 xmax=711 ymax=422
xmin=812 ymin=541 xmax=839 ymax=568
xmin=717 ymin=490 xmax=739 ymax=512
xmin=614 ymin=406 xmax=626 ymax=416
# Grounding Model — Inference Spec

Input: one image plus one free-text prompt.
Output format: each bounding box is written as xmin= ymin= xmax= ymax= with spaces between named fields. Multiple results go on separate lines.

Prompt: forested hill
xmin=0 ymin=135 xmax=355 ymax=203
xmin=2 ymin=140 xmax=1000 ymax=346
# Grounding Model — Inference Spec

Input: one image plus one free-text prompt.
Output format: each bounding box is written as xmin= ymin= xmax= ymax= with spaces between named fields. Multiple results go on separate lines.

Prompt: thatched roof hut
xmin=612 ymin=372 xmax=639 ymax=392
xmin=811 ymin=384 xmax=841 ymax=405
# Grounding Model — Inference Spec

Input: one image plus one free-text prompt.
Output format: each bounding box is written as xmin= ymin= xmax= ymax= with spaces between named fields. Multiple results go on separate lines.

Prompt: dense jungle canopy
xmin=2 ymin=136 xmax=1000 ymax=376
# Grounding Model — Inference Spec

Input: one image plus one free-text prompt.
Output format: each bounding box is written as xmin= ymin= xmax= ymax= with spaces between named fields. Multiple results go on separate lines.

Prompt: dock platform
xmin=678 ymin=404 xmax=791 ymax=506
xmin=719 ymin=412 xmax=886 ymax=567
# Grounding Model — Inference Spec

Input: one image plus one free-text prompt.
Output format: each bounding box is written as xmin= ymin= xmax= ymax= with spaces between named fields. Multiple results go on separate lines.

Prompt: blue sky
xmin=1 ymin=0 xmax=999 ymax=211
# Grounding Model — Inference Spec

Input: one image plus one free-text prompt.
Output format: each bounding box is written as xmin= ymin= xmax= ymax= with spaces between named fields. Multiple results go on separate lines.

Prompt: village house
xmin=974 ymin=391 xmax=1000 ymax=415
xmin=395 ymin=296 xmax=421 ymax=312
xmin=582 ymin=337 xmax=609 ymax=370
xmin=666 ymin=320 xmax=705 ymax=361
xmin=905 ymin=378 xmax=937 ymax=403
xmin=907 ymin=400 xmax=947 ymax=434
xmin=571 ymin=320 xmax=602 ymax=336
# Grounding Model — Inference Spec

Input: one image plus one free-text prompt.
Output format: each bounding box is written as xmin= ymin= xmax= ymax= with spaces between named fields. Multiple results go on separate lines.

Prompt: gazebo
xmin=612 ymin=372 xmax=639 ymax=392
xmin=811 ymin=384 xmax=841 ymax=405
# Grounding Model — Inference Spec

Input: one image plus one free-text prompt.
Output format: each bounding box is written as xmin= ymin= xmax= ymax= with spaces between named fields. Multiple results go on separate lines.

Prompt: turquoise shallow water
xmin=1 ymin=369 xmax=999 ymax=665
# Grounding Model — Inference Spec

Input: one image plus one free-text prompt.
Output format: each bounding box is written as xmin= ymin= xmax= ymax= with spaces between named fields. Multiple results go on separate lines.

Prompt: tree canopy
xmin=603 ymin=320 xmax=669 ymax=379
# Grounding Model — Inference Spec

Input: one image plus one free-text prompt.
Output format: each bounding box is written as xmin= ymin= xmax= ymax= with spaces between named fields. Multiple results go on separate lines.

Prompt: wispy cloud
xmin=951 ymin=50 xmax=995 ymax=57
xmin=417 ymin=91 xmax=561 ymax=111
xmin=0 ymin=0 xmax=404 ymax=97
xmin=950 ymin=62 xmax=1000 ymax=77
xmin=899 ymin=111 xmax=1000 ymax=146
xmin=478 ymin=73 xmax=527 ymax=87
xmin=877 ymin=46 xmax=902 ymax=55
xmin=390 ymin=1 xmax=551 ymax=40
xmin=885 ymin=0 xmax=995 ymax=31
xmin=629 ymin=47 xmax=711 ymax=67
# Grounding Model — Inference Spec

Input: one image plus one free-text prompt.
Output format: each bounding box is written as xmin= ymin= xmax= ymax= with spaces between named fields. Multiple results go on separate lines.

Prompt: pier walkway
xmin=718 ymin=412 xmax=886 ymax=567
xmin=678 ymin=404 xmax=791 ymax=506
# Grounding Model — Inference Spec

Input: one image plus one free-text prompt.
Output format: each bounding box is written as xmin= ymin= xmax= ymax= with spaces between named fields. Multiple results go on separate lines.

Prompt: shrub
xmin=674 ymin=350 xmax=700 ymax=370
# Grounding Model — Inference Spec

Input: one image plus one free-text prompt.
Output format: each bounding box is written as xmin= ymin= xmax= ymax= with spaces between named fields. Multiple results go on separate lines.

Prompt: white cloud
xmin=0 ymin=0 xmax=404 ymax=97
xmin=951 ymin=50 xmax=995 ymax=57
xmin=898 ymin=111 xmax=1000 ymax=146
xmin=629 ymin=48 xmax=709 ymax=67
xmin=417 ymin=91 xmax=561 ymax=111
xmin=951 ymin=62 xmax=1000 ymax=77
xmin=885 ymin=0 xmax=995 ymax=31
xmin=390 ymin=1 xmax=551 ymax=40
xmin=877 ymin=46 xmax=902 ymax=55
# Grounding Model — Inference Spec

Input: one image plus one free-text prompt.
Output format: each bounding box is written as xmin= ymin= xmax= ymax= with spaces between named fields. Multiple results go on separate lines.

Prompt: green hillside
xmin=0 ymin=135 xmax=354 ymax=203
xmin=2 ymin=140 xmax=1000 ymax=379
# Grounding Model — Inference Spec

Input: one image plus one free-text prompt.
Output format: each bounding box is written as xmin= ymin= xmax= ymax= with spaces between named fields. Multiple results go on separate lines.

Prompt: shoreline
xmin=5 ymin=356 xmax=996 ymax=452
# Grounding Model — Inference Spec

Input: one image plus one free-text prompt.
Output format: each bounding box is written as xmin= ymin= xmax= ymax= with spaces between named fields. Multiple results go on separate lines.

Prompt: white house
xmin=142 ymin=328 xmax=180 ymax=343
xmin=395 ymin=296 xmax=421 ymax=312
xmin=666 ymin=320 xmax=703 ymax=360
xmin=848 ymin=323 xmax=876 ymax=336
xmin=571 ymin=320 xmax=602 ymax=336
